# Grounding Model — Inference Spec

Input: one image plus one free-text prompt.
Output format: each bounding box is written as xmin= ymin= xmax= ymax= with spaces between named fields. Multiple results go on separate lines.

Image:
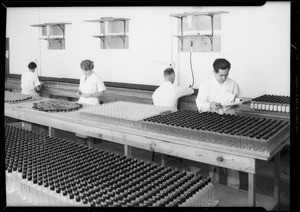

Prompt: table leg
xmin=124 ymin=145 xmax=132 ymax=157
xmin=161 ymin=154 xmax=165 ymax=166
xmin=248 ymin=173 xmax=256 ymax=207
xmin=48 ymin=127 xmax=56 ymax=137
xmin=86 ymin=137 xmax=94 ymax=148
xmin=274 ymin=152 xmax=281 ymax=209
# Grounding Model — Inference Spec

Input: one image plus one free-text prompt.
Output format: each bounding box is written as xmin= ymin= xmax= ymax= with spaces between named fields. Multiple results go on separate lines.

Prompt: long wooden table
xmin=5 ymin=98 xmax=289 ymax=209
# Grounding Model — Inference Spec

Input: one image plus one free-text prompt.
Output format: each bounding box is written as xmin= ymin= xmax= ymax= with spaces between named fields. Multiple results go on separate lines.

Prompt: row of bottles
xmin=142 ymin=110 xmax=290 ymax=152
xmin=5 ymin=124 xmax=215 ymax=207
xmin=80 ymin=101 xmax=172 ymax=122
xmin=32 ymin=99 xmax=82 ymax=112
xmin=250 ymin=95 xmax=290 ymax=113
xmin=5 ymin=91 xmax=32 ymax=103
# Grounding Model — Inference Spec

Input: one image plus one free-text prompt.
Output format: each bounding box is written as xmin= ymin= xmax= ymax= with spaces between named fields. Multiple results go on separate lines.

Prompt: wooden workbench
xmin=4 ymin=98 xmax=289 ymax=209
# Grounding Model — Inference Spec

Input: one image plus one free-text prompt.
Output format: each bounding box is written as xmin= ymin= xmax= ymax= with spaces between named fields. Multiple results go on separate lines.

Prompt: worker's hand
xmin=210 ymin=102 xmax=222 ymax=110
xmin=76 ymin=91 xmax=82 ymax=96
xmin=40 ymin=81 xmax=45 ymax=86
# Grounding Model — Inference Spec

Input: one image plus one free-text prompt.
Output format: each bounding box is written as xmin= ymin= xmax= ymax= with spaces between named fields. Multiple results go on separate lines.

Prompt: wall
xmin=176 ymin=3 xmax=290 ymax=97
xmin=6 ymin=3 xmax=290 ymax=98
xmin=6 ymin=7 xmax=177 ymax=85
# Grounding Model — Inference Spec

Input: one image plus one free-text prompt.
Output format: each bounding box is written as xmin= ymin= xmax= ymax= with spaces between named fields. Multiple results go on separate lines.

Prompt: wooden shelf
xmin=31 ymin=22 xmax=71 ymax=50
xmin=93 ymin=34 xmax=127 ymax=38
xmin=84 ymin=17 xmax=130 ymax=23
xmin=170 ymin=11 xmax=229 ymax=18
xmin=31 ymin=22 xmax=71 ymax=27
xmin=170 ymin=11 xmax=228 ymax=52
xmin=85 ymin=17 xmax=129 ymax=49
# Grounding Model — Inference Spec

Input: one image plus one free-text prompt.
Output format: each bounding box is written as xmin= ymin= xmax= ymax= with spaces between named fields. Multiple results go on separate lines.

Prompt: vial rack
xmin=5 ymin=91 xmax=32 ymax=103
xmin=5 ymin=124 xmax=217 ymax=207
xmin=142 ymin=110 xmax=290 ymax=153
xmin=80 ymin=101 xmax=173 ymax=128
xmin=32 ymin=99 xmax=82 ymax=112
xmin=250 ymin=94 xmax=290 ymax=113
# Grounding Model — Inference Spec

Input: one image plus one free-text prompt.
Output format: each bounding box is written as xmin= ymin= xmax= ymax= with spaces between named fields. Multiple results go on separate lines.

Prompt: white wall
xmin=177 ymin=2 xmax=290 ymax=97
xmin=6 ymin=3 xmax=290 ymax=98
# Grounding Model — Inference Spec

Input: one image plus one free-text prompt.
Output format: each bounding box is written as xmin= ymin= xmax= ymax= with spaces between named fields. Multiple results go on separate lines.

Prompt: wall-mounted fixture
xmin=84 ymin=17 xmax=130 ymax=49
xmin=170 ymin=11 xmax=228 ymax=52
xmin=31 ymin=22 xmax=71 ymax=50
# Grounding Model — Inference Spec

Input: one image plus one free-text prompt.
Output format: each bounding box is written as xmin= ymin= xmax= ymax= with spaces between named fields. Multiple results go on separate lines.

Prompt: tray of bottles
xmin=5 ymin=124 xmax=217 ymax=207
xmin=250 ymin=94 xmax=290 ymax=113
xmin=142 ymin=110 xmax=290 ymax=153
xmin=5 ymin=91 xmax=32 ymax=103
xmin=32 ymin=99 xmax=82 ymax=112
xmin=80 ymin=101 xmax=173 ymax=128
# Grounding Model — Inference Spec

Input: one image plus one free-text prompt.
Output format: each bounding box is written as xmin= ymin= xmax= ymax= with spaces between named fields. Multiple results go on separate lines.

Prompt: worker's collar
xmin=85 ymin=71 xmax=93 ymax=77
xmin=164 ymin=80 xmax=173 ymax=85
xmin=212 ymin=75 xmax=227 ymax=86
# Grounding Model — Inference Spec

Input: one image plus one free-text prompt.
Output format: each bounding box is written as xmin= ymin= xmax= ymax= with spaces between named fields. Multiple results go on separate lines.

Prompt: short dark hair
xmin=213 ymin=58 xmax=231 ymax=73
xmin=80 ymin=60 xmax=94 ymax=71
xmin=164 ymin=67 xmax=175 ymax=77
xmin=28 ymin=62 xmax=37 ymax=70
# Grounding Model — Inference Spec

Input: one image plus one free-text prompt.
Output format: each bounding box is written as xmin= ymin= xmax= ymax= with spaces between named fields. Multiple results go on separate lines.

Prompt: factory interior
xmin=4 ymin=2 xmax=297 ymax=211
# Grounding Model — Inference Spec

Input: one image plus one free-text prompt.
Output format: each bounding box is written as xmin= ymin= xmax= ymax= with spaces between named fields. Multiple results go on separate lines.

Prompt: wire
xmin=189 ymin=46 xmax=195 ymax=87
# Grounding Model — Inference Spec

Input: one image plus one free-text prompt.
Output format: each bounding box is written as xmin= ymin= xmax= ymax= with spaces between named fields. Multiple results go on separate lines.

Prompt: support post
xmin=161 ymin=154 xmax=166 ymax=166
xmin=86 ymin=137 xmax=94 ymax=148
xmin=124 ymin=145 xmax=131 ymax=157
xmin=274 ymin=152 xmax=281 ymax=209
xmin=248 ymin=173 xmax=256 ymax=207
xmin=48 ymin=127 xmax=56 ymax=137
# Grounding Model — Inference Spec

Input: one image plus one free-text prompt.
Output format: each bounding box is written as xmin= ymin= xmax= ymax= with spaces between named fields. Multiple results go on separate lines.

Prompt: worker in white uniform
xmin=21 ymin=62 xmax=43 ymax=96
xmin=152 ymin=67 xmax=194 ymax=110
xmin=77 ymin=60 xmax=106 ymax=105
xmin=152 ymin=67 xmax=194 ymax=165
xmin=195 ymin=58 xmax=242 ymax=189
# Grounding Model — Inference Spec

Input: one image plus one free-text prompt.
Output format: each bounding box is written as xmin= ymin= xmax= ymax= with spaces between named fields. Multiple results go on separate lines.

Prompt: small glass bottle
xmin=265 ymin=103 xmax=270 ymax=111
xmin=286 ymin=104 xmax=290 ymax=113
xmin=277 ymin=104 xmax=282 ymax=112
xmin=257 ymin=102 xmax=262 ymax=110
xmin=261 ymin=102 xmax=266 ymax=110
xmin=20 ymin=172 xmax=27 ymax=201
xmin=273 ymin=103 xmax=278 ymax=112
xmin=269 ymin=103 xmax=274 ymax=111
xmin=26 ymin=176 xmax=34 ymax=203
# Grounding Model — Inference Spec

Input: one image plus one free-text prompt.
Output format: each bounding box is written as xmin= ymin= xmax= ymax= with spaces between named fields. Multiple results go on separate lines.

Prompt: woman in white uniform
xmin=77 ymin=60 xmax=106 ymax=105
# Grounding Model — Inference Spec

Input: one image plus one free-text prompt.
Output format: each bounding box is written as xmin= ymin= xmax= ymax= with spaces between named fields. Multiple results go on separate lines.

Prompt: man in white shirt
xmin=195 ymin=58 xmax=241 ymax=188
xmin=21 ymin=62 xmax=43 ymax=96
xmin=152 ymin=67 xmax=194 ymax=110
xmin=152 ymin=67 xmax=194 ymax=165
xmin=77 ymin=60 xmax=106 ymax=105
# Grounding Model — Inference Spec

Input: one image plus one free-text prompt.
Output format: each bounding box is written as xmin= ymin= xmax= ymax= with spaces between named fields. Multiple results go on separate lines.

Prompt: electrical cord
xmin=189 ymin=42 xmax=195 ymax=87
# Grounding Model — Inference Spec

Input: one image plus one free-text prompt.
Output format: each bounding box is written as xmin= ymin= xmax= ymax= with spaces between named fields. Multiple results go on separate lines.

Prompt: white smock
xmin=152 ymin=81 xmax=194 ymax=110
xmin=196 ymin=75 xmax=241 ymax=188
xmin=21 ymin=71 xmax=41 ymax=96
xmin=195 ymin=76 xmax=241 ymax=114
xmin=78 ymin=72 xmax=106 ymax=105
